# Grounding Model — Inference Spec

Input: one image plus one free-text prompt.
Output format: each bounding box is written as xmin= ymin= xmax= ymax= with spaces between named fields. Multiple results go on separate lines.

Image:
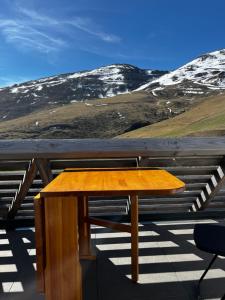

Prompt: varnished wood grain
xmin=44 ymin=195 xmax=82 ymax=300
xmin=78 ymin=196 xmax=93 ymax=259
xmin=38 ymin=168 xmax=185 ymax=293
xmin=40 ymin=169 xmax=185 ymax=196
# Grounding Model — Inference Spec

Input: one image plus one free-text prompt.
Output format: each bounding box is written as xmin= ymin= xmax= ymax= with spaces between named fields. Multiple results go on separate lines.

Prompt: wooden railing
xmin=1 ymin=138 xmax=225 ymax=222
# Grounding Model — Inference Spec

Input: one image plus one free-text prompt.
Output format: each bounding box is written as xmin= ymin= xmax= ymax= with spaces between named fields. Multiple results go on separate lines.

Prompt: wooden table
xmin=34 ymin=168 xmax=185 ymax=300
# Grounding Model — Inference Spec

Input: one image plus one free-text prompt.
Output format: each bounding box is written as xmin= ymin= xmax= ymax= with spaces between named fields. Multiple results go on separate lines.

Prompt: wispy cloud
xmin=18 ymin=7 xmax=59 ymax=26
xmin=0 ymin=5 xmax=121 ymax=55
xmin=0 ymin=20 xmax=66 ymax=53
xmin=67 ymin=18 xmax=121 ymax=43
xmin=19 ymin=7 xmax=121 ymax=43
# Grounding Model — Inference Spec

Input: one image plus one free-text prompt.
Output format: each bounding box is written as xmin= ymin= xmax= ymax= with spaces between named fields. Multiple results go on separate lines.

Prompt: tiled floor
xmin=0 ymin=219 xmax=225 ymax=300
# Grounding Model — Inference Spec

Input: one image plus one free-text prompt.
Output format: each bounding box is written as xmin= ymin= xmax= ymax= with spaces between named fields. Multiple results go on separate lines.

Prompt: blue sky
xmin=0 ymin=0 xmax=225 ymax=87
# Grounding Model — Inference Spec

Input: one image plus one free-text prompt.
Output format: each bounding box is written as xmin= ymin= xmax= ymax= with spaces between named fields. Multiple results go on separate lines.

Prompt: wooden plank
xmin=7 ymin=159 xmax=38 ymax=219
xmin=89 ymin=207 xmax=128 ymax=216
xmin=178 ymin=175 xmax=211 ymax=183
xmin=88 ymin=196 xmax=129 ymax=216
xmin=191 ymin=159 xmax=225 ymax=211
xmin=2 ymin=138 xmax=225 ymax=159
xmin=185 ymin=183 xmax=207 ymax=190
xmin=87 ymin=217 xmax=131 ymax=232
xmin=40 ymin=169 xmax=185 ymax=196
xmin=0 ymin=189 xmax=18 ymax=197
xmin=139 ymin=203 xmax=191 ymax=211
xmin=0 ymin=171 xmax=25 ymax=181
xmin=51 ymin=158 xmax=138 ymax=169
xmin=130 ymin=194 xmax=139 ymax=283
xmin=13 ymin=210 xmax=34 ymax=217
xmin=139 ymin=156 xmax=222 ymax=167
xmin=23 ymin=189 xmax=41 ymax=198
xmin=140 ymin=191 xmax=200 ymax=198
xmin=139 ymin=197 xmax=196 ymax=204
xmin=35 ymin=158 xmax=53 ymax=186
xmin=88 ymin=199 xmax=128 ymax=207
xmin=0 ymin=197 xmax=14 ymax=204
xmin=21 ymin=195 xmax=36 ymax=201
xmin=89 ymin=195 xmax=129 ymax=200
xmin=21 ymin=203 xmax=34 ymax=210
xmin=78 ymin=196 xmax=94 ymax=259
xmin=212 ymin=196 xmax=225 ymax=201
xmin=44 ymin=195 xmax=82 ymax=300
xmin=207 ymin=202 xmax=225 ymax=208
xmin=0 ymin=181 xmax=21 ymax=189
xmin=0 ymin=160 xmax=29 ymax=171
xmin=164 ymin=166 xmax=218 ymax=176
xmin=1 ymin=138 xmax=225 ymax=220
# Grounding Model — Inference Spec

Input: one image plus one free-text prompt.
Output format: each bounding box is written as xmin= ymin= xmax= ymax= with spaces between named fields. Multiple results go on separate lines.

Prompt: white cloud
xmin=0 ymin=6 xmax=121 ymax=55
xmin=67 ymin=18 xmax=121 ymax=43
xmin=18 ymin=7 xmax=59 ymax=26
xmin=0 ymin=17 xmax=67 ymax=54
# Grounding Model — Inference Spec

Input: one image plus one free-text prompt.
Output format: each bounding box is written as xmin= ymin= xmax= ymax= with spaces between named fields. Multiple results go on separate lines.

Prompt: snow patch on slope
xmin=137 ymin=49 xmax=225 ymax=92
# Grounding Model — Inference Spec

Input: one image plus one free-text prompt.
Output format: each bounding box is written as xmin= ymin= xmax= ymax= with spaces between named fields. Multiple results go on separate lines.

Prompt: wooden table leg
xmin=130 ymin=194 xmax=139 ymax=283
xmin=44 ymin=195 xmax=82 ymax=300
xmin=78 ymin=196 xmax=95 ymax=260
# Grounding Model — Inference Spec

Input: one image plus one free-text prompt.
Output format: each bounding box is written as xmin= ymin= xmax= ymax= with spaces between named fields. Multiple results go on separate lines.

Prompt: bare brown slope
xmin=0 ymin=91 xmax=171 ymax=138
xmin=118 ymin=93 xmax=225 ymax=138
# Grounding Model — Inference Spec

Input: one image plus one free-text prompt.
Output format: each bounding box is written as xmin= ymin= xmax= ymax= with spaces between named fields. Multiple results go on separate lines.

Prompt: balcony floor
xmin=0 ymin=219 xmax=225 ymax=300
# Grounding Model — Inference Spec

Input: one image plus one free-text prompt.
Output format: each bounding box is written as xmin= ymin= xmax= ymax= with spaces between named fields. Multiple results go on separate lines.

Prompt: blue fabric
xmin=194 ymin=223 xmax=225 ymax=256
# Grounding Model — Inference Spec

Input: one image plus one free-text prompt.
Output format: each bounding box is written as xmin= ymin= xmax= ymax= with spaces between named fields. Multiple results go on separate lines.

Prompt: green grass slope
xmin=118 ymin=93 xmax=225 ymax=138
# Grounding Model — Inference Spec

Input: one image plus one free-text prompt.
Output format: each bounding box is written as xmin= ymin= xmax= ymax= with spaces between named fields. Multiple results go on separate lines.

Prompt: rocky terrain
xmin=137 ymin=49 xmax=225 ymax=98
xmin=0 ymin=64 xmax=166 ymax=121
xmin=0 ymin=49 xmax=225 ymax=139
xmin=0 ymin=92 xmax=177 ymax=138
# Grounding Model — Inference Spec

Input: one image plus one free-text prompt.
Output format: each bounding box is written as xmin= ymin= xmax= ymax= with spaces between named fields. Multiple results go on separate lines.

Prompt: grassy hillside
xmin=0 ymin=91 xmax=171 ymax=138
xmin=118 ymin=93 xmax=225 ymax=138
xmin=0 ymin=88 xmax=220 ymax=139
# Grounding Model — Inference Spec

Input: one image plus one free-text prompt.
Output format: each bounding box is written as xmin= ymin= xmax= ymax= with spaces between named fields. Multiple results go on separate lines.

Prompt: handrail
xmin=0 ymin=138 xmax=225 ymax=159
xmin=0 ymin=137 xmax=225 ymax=222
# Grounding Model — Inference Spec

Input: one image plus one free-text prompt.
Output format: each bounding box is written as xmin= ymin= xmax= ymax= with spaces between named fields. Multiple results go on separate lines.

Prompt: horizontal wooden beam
xmin=86 ymin=217 xmax=131 ymax=233
xmin=1 ymin=138 xmax=225 ymax=159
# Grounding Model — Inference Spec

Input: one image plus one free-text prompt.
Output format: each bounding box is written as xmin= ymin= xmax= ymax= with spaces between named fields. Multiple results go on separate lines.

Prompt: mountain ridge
xmin=0 ymin=48 xmax=225 ymax=138
xmin=0 ymin=64 xmax=167 ymax=121
xmin=136 ymin=49 xmax=225 ymax=98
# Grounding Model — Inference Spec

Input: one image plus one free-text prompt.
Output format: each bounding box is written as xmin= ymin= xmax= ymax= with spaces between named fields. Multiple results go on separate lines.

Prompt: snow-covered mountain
xmin=1 ymin=49 xmax=225 ymax=127
xmin=137 ymin=49 xmax=225 ymax=97
xmin=0 ymin=64 xmax=166 ymax=121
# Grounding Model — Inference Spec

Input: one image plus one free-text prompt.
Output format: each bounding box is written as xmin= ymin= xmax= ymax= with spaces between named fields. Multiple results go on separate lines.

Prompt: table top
xmin=40 ymin=168 xmax=185 ymax=197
